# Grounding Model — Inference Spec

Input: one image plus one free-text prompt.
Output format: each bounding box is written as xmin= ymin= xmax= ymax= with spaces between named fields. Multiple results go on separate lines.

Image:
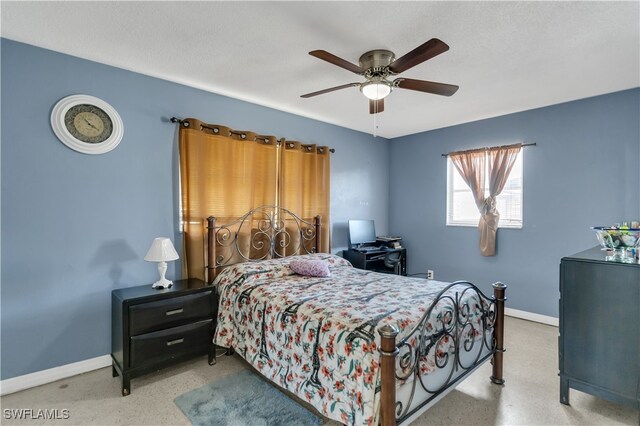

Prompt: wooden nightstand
xmin=111 ymin=278 xmax=217 ymax=396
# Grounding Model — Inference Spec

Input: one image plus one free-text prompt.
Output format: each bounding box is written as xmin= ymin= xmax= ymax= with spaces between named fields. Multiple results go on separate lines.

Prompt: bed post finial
xmin=491 ymin=282 xmax=507 ymax=385
xmin=314 ymin=215 xmax=321 ymax=253
xmin=207 ymin=216 xmax=217 ymax=284
xmin=378 ymin=324 xmax=399 ymax=426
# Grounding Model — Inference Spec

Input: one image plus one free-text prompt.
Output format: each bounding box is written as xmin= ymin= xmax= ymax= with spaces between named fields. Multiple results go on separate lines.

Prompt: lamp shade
xmin=361 ymin=81 xmax=391 ymax=100
xmin=144 ymin=238 xmax=179 ymax=262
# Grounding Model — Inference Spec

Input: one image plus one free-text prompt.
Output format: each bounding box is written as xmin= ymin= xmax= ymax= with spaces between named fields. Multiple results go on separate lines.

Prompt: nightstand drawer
xmin=130 ymin=319 xmax=213 ymax=368
xmin=129 ymin=291 xmax=213 ymax=335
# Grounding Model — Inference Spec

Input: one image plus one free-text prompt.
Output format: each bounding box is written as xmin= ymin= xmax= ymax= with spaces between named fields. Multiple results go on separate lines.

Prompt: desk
xmin=343 ymin=248 xmax=407 ymax=276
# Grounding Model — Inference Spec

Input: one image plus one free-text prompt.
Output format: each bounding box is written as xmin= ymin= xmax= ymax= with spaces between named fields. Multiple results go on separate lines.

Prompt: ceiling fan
xmin=301 ymin=38 xmax=459 ymax=114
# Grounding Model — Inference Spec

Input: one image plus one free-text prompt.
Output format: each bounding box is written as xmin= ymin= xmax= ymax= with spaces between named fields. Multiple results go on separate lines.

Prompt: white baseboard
xmin=505 ymin=307 xmax=558 ymax=327
xmin=0 ymin=355 xmax=111 ymax=396
xmin=1 ymin=307 xmax=556 ymax=396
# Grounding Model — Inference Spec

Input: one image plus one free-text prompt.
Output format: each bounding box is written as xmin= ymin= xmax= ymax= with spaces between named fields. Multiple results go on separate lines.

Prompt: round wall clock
xmin=51 ymin=95 xmax=124 ymax=154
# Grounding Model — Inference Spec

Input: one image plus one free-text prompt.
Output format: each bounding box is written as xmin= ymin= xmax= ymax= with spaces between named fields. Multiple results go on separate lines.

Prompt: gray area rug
xmin=174 ymin=369 xmax=323 ymax=425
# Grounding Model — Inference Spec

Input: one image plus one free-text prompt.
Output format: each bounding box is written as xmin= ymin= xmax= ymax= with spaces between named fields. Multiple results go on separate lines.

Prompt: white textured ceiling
xmin=2 ymin=1 xmax=639 ymax=138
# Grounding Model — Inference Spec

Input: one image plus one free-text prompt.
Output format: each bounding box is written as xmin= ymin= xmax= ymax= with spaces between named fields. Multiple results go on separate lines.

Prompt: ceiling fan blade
xmin=388 ymin=38 xmax=450 ymax=74
xmin=369 ymin=98 xmax=384 ymax=114
xmin=309 ymin=50 xmax=364 ymax=74
xmin=300 ymin=83 xmax=360 ymax=98
xmin=394 ymin=78 xmax=459 ymax=96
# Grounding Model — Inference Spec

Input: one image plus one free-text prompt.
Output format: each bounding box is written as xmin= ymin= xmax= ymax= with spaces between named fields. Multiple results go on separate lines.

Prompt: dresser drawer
xmin=129 ymin=291 xmax=213 ymax=335
xmin=130 ymin=319 xmax=213 ymax=368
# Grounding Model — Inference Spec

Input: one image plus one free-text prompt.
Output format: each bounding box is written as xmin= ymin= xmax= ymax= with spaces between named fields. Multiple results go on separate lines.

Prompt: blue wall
xmin=389 ymin=88 xmax=640 ymax=317
xmin=0 ymin=39 xmax=390 ymax=380
xmin=2 ymin=37 xmax=638 ymax=381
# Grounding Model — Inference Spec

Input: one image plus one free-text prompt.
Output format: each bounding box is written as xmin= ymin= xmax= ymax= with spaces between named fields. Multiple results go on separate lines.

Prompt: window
xmin=446 ymin=151 xmax=523 ymax=228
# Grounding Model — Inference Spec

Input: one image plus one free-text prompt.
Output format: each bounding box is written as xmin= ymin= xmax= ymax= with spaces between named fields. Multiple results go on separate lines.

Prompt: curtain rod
xmin=441 ymin=142 xmax=536 ymax=157
xmin=170 ymin=117 xmax=335 ymax=153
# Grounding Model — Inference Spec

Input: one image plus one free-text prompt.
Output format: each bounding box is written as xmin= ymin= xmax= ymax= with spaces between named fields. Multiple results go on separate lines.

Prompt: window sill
xmin=446 ymin=223 xmax=523 ymax=230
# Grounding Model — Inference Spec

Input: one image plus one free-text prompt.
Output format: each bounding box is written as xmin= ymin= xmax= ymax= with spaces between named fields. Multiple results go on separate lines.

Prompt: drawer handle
xmin=166 ymin=308 xmax=184 ymax=316
xmin=166 ymin=338 xmax=184 ymax=346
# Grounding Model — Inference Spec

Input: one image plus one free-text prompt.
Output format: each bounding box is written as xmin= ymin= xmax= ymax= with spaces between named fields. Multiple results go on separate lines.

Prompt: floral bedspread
xmin=213 ymin=254 xmax=488 ymax=425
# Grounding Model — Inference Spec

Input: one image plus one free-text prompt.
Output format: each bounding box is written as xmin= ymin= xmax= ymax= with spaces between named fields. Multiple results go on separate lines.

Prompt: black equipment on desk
xmin=348 ymin=219 xmax=402 ymax=250
xmin=348 ymin=219 xmax=377 ymax=250
xmin=346 ymin=219 xmax=405 ymax=275
xmin=376 ymin=236 xmax=403 ymax=249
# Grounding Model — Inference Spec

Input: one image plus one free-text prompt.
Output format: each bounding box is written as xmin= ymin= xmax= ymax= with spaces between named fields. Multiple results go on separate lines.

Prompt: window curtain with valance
xmin=178 ymin=118 xmax=331 ymax=281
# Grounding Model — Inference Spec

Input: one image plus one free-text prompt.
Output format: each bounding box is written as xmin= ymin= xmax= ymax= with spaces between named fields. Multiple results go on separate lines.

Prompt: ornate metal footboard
xmin=205 ymin=205 xmax=322 ymax=283
xmin=204 ymin=206 xmax=505 ymax=425
xmin=378 ymin=281 xmax=507 ymax=426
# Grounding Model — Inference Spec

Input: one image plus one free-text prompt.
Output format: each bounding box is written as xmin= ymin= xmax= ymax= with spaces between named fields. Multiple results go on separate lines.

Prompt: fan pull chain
xmin=373 ymin=106 xmax=378 ymax=138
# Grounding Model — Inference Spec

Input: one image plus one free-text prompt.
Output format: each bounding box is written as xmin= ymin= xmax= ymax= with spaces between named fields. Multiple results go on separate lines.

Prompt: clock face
xmin=52 ymin=95 xmax=123 ymax=154
xmin=64 ymin=104 xmax=113 ymax=144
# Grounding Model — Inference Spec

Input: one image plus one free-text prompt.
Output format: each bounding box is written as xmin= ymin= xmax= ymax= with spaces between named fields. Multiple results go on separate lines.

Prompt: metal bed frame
xmin=204 ymin=206 xmax=506 ymax=425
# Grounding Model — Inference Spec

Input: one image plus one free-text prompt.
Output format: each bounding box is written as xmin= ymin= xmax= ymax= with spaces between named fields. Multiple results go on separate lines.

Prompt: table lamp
xmin=144 ymin=237 xmax=179 ymax=289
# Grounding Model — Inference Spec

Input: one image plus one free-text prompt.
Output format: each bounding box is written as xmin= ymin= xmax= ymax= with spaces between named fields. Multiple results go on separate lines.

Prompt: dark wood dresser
xmin=111 ymin=278 xmax=217 ymax=396
xmin=559 ymin=247 xmax=639 ymax=409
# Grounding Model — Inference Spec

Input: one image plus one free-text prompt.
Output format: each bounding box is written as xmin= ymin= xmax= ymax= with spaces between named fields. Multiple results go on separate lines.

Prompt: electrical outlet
xmin=427 ymin=270 xmax=434 ymax=280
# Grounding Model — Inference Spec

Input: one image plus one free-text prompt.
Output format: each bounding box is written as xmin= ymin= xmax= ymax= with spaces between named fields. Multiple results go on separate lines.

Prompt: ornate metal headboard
xmin=206 ymin=205 xmax=322 ymax=283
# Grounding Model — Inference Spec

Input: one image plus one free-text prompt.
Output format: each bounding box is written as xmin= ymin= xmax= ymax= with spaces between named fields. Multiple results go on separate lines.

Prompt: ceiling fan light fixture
xmin=301 ymin=39 xmax=458 ymax=113
xmin=360 ymin=81 xmax=391 ymax=100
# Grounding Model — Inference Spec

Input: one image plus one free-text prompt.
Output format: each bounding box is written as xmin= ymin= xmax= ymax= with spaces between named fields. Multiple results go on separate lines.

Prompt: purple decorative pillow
xmin=289 ymin=259 xmax=331 ymax=277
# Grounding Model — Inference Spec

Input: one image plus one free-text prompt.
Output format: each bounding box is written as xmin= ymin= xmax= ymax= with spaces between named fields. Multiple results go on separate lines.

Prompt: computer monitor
xmin=348 ymin=219 xmax=376 ymax=248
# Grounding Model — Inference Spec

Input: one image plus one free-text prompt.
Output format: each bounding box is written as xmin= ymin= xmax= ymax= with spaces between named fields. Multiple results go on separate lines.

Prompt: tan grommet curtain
xmin=179 ymin=119 xmax=278 ymax=280
xmin=179 ymin=119 xmax=331 ymax=280
xmin=450 ymin=143 xmax=521 ymax=256
xmin=280 ymin=141 xmax=331 ymax=254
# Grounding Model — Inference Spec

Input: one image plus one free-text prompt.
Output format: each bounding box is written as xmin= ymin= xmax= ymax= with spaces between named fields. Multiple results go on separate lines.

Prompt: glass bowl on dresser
xmin=591 ymin=226 xmax=640 ymax=263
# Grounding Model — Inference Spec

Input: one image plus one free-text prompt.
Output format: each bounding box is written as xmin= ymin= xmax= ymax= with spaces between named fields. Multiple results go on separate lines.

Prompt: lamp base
xmin=152 ymin=278 xmax=173 ymax=289
xmin=151 ymin=261 xmax=173 ymax=289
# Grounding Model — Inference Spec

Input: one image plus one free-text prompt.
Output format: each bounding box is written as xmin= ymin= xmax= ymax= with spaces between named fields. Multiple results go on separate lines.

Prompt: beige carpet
xmin=1 ymin=317 xmax=638 ymax=425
